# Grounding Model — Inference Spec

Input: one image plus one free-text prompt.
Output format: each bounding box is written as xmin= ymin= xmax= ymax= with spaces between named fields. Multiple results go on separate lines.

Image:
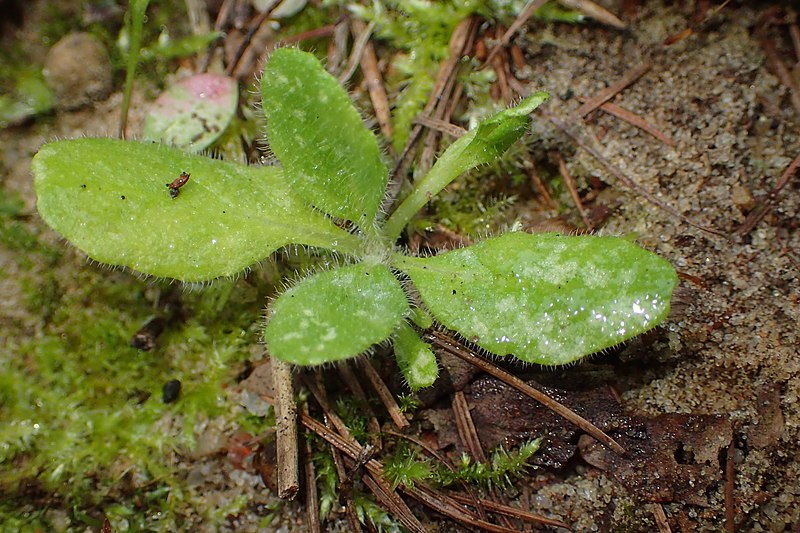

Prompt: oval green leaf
xmin=394 ymin=323 xmax=438 ymax=390
xmin=261 ymin=48 xmax=387 ymax=228
xmin=265 ymin=263 xmax=409 ymax=365
xmin=397 ymin=232 xmax=678 ymax=365
xmin=33 ymin=138 xmax=356 ymax=281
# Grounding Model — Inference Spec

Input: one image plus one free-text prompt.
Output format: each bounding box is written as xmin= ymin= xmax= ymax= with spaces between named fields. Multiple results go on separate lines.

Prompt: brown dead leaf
xmin=579 ymin=413 xmax=732 ymax=506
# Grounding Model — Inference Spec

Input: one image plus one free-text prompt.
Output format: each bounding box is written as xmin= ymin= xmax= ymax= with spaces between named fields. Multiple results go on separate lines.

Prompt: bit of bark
xmin=736 ymin=152 xmax=800 ymax=236
xmin=557 ymin=152 xmax=594 ymax=230
xmin=747 ymin=383 xmax=785 ymax=449
xmin=448 ymin=493 xmax=571 ymax=529
xmin=559 ymin=0 xmax=626 ymax=29
xmin=412 ymin=116 xmax=467 ymax=138
xmin=510 ymin=44 xmax=527 ymax=71
xmin=360 ymin=358 xmax=410 ymax=429
xmin=351 ymin=19 xmax=393 ymax=142
xmin=653 ymin=503 xmax=672 ymax=533
xmin=426 ymin=331 xmax=627 ymax=456
xmin=577 ymin=96 xmax=677 ymax=146
xmin=580 ymin=413 xmax=733 ymax=506
xmin=570 ymin=62 xmax=652 ymax=121
xmin=483 ymin=0 xmax=550 ymax=67
xmin=271 ymin=357 xmax=299 ymax=500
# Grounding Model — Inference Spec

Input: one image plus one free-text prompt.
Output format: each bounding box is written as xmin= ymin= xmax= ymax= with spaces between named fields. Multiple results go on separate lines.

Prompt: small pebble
xmin=43 ymin=32 xmax=112 ymax=110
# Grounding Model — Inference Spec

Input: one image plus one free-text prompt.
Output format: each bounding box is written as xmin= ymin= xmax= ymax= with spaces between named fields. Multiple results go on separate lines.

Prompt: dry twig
xmin=757 ymin=19 xmax=800 ymax=117
xmin=577 ymin=96 xmax=677 ymax=147
xmin=412 ymin=116 xmax=467 ymax=138
xmin=483 ymin=0 xmax=550 ymax=67
xmin=359 ymin=358 xmax=410 ymax=429
xmin=525 ymin=157 xmax=558 ymax=209
xmin=272 ymin=357 xmax=299 ymax=499
xmin=338 ymin=362 xmax=383 ymax=450
xmin=427 ymin=331 xmax=628 ymax=456
xmin=302 ymin=404 xmax=322 ymax=533
xmin=557 ymin=152 xmax=593 ymax=230
xmin=544 ymin=111 xmax=725 ymax=236
xmin=351 ymin=19 xmax=393 ymax=142
xmin=570 ymin=62 xmax=652 ymax=121
xmin=653 ymin=503 xmax=672 ymax=533
xmin=559 ymin=0 xmax=626 ymax=30
xmin=448 ymin=493 xmax=570 ymax=529
xmin=736 ymin=152 xmax=800 ymax=236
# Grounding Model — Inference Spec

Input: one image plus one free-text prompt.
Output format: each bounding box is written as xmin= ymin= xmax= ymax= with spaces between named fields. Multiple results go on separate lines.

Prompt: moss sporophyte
xmin=32 ymin=48 xmax=678 ymax=390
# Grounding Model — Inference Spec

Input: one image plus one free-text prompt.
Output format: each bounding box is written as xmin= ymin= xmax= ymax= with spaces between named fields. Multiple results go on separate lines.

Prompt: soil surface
xmin=1 ymin=1 xmax=798 ymax=531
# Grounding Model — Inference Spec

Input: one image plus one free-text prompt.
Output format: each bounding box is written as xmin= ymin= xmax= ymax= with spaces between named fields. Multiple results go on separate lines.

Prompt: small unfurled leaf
xmin=261 ymin=48 xmax=387 ymax=228
xmin=143 ymin=73 xmax=237 ymax=152
xmin=394 ymin=323 xmax=438 ymax=390
xmin=397 ymin=232 xmax=678 ymax=365
xmin=384 ymin=92 xmax=549 ymax=240
xmin=265 ymin=262 xmax=409 ymax=365
xmin=33 ymin=138 xmax=355 ymax=281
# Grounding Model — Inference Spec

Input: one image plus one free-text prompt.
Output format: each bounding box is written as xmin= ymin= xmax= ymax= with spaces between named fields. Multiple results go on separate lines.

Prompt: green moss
xmin=0 ymin=209 xmax=272 ymax=528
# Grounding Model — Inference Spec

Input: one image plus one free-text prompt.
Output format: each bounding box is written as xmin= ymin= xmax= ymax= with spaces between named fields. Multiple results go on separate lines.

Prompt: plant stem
xmin=118 ymin=0 xmax=149 ymax=139
xmin=382 ymin=130 xmax=476 ymax=242
xmin=300 ymin=225 xmax=365 ymax=257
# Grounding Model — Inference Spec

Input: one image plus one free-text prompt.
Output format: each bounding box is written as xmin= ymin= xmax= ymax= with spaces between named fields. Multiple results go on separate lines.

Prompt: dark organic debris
xmin=162 ymin=379 xmax=181 ymax=404
xmin=579 ymin=413 xmax=732 ymax=506
xmin=129 ymin=316 xmax=165 ymax=351
xmin=467 ymin=375 xmax=638 ymax=469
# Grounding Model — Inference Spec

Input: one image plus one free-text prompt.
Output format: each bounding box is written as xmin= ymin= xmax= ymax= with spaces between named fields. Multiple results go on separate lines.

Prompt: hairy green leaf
xmin=394 ymin=323 xmax=438 ymax=390
xmin=397 ymin=232 xmax=678 ymax=365
xmin=33 ymin=138 xmax=358 ymax=281
xmin=383 ymin=92 xmax=549 ymax=240
xmin=261 ymin=48 xmax=387 ymax=229
xmin=265 ymin=262 xmax=409 ymax=365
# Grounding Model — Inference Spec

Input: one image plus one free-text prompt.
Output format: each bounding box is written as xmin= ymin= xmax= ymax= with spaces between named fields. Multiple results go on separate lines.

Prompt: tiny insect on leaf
xmin=166 ymin=171 xmax=190 ymax=198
